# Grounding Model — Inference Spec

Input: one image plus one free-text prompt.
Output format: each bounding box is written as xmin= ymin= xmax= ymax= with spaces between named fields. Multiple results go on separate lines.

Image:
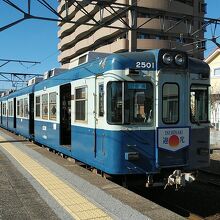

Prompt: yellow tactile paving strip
xmin=0 ymin=136 xmax=112 ymax=220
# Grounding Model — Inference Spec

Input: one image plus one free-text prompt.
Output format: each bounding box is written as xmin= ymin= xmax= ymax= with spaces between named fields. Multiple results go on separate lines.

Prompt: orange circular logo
xmin=168 ymin=135 xmax=180 ymax=147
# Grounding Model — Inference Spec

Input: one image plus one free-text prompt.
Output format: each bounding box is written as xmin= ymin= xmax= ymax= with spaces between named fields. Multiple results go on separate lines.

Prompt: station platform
xmin=0 ymin=128 xmax=184 ymax=220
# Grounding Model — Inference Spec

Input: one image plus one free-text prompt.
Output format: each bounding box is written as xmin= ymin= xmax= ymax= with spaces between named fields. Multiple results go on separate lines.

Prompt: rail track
xmin=129 ymin=185 xmax=204 ymax=220
xmin=2 ymin=127 xmax=220 ymax=219
xmin=198 ymin=169 xmax=220 ymax=187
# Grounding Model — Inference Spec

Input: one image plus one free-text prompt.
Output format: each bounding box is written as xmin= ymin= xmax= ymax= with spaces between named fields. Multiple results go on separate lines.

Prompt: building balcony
xmin=138 ymin=0 xmax=193 ymax=15
xmin=137 ymin=17 xmax=194 ymax=34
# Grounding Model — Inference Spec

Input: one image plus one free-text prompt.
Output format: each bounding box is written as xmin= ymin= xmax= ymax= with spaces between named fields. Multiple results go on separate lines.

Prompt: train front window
xmin=107 ymin=82 xmax=153 ymax=125
xmin=124 ymin=83 xmax=153 ymax=124
xmin=162 ymin=83 xmax=179 ymax=124
xmin=190 ymin=85 xmax=209 ymax=123
xmin=107 ymin=82 xmax=122 ymax=124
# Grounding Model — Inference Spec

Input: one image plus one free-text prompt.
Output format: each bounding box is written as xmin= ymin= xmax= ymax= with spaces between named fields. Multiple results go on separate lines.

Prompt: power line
xmin=2 ymin=0 xmax=220 ymax=58
xmin=0 ymin=59 xmax=41 ymax=89
xmin=0 ymin=59 xmax=40 ymax=69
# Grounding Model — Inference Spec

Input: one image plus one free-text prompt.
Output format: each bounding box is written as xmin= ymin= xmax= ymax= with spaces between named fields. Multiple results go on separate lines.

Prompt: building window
xmin=36 ymin=96 xmax=41 ymax=118
xmin=75 ymin=87 xmax=87 ymax=121
xmin=214 ymin=68 xmax=220 ymax=76
xmin=24 ymin=98 xmax=28 ymax=118
xmin=137 ymin=32 xmax=150 ymax=39
xmin=42 ymin=94 xmax=48 ymax=120
xmin=174 ymin=0 xmax=193 ymax=6
xmin=137 ymin=12 xmax=151 ymax=18
xmin=200 ymin=3 xmax=207 ymax=13
xmin=49 ymin=92 xmax=57 ymax=120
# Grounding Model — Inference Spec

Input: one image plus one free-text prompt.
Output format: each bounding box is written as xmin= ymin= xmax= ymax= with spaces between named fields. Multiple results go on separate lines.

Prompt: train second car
xmin=0 ymin=49 xmax=210 ymax=188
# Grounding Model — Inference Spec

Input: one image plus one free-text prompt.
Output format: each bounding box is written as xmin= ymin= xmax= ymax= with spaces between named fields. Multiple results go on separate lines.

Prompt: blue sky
xmin=205 ymin=0 xmax=220 ymax=56
xmin=0 ymin=0 xmax=219 ymax=90
xmin=0 ymin=1 xmax=59 ymax=90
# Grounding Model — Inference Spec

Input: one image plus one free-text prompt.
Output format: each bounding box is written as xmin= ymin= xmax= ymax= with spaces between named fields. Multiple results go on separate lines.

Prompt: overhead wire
xmin=1 ymin=0 xmax=220 ymax=58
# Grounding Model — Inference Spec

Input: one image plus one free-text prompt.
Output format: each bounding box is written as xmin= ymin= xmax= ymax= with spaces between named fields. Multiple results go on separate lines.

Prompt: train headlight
xmin=175 ymin=54 xmax=185 ymax=66
xmin=162 ymin=53 xmax=173 ymax=65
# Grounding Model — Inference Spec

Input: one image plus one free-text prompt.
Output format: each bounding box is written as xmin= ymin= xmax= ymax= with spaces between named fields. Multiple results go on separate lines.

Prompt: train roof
xmin=7 ymin=84 xmax=35 ymax=99
xmin=34 ymin=51 xmax=157 ymax=91
xmin=0 ymin=84 xmax=35 ymax=101
xmin=0 ymin=51 xmax=157 ymax=99
xmin=188 ymin=57 xmax=210 ymax=75
xmin=0 ymin=50 xmax=209 ymax=99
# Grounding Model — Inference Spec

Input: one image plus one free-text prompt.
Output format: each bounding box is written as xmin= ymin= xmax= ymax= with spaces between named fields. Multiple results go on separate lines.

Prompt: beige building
xmin=57 ymin=0 xmax=206 ymax=68
xmin=205 ymin=48 xmax=220 ymax=126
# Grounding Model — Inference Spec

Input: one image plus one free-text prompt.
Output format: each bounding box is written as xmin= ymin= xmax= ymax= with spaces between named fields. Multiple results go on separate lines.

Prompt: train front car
xmin=103 ymin=49 xmax=210 ymax=189
xmin=100 ymin=51 xmax=157 ymax=177
xmin=155 ymin=49 xmax=210 ymax=188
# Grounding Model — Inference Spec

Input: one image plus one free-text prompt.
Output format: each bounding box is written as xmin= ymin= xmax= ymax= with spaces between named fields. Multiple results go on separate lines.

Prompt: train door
xmin=94 ymin=77 xmax=105 ymax=162
xmin=60 ymin=83 xmax=71 ymax=147
xmin=29 ymin=93 xmax=34 ymax=136
xmin=157 ymin=71 xmax=188 ymax=167
xmin=13 ymin=98 xmax=16 ymax=128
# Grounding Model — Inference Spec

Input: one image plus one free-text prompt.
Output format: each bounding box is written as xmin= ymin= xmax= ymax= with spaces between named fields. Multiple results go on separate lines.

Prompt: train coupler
xmin=164 ymin=170 xmax=195 ymax=190
xmin=145 ymin=175 xmax=164 ymax=187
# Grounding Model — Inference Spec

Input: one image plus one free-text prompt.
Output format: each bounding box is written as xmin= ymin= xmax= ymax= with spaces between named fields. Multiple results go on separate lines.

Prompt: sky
xmin=205 ymin=0 xmax=220 ymax=56
xmin=0 ymin=0 xmax=59 ymax=90
xmin=0 ymin=0 xmax=219 ymax=90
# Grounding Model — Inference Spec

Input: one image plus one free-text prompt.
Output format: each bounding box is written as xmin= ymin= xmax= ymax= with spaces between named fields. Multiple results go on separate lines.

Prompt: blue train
xmin=0 ymin=49 xmax=210 ymax=188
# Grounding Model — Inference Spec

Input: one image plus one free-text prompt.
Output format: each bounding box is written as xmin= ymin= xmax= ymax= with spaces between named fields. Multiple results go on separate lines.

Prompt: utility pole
xmin=128 ymin=0 xmax=137 ymax=52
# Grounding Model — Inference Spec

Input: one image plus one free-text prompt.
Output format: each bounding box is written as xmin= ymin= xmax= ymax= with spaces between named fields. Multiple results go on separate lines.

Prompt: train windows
xmin=16 ymin=99 xmax=24 ymax=117
xmin=8 ymin=101 xmax=11 ymax=116
xmin=42 ymin=94 xmax=48 ymax=120
xmin=8 ymin=101 xmax=13 ymax=117
xmin=20 ymin=99 xmax=24 ymax=117
xmin=24 ymin=98 xmax=28 ymax=118
xmin=124 ymin=83 xmax=153 ymax=125
xmin=107 ymin=82 xmax=153 ymax=125
xmin=162 ymin=83 xmax=179 ymax=124
xmin=2 ymin=103 xmax=6 ymax=116
xmin=8 ymin=102 xmax=10 ymax=116
xmin=10 ymin=101 xmax=13 ymax=116
xmin=17 ymin=100 xmax=20 ymax=116
xmin=107 ymin=82 xmax=122 ymax=124
xmin=49 ymin=92 xmax=56 ymax=120
xmin=99 ymin=84 xmax=104 ymax=117
xmin=75 ymin=87 xmax=87 ymax=121
xmin=4 ymin=103 xmax=6 ymax=116
xmin=35 ymin=96 xmax=41 ymax=118
xmin=190 ymin=85 xmax=209 ymax=123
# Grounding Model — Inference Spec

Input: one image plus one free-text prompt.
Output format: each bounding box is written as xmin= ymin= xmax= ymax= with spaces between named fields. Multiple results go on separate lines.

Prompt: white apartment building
xmin=57 ymin=0 xmax=206 ymax=68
